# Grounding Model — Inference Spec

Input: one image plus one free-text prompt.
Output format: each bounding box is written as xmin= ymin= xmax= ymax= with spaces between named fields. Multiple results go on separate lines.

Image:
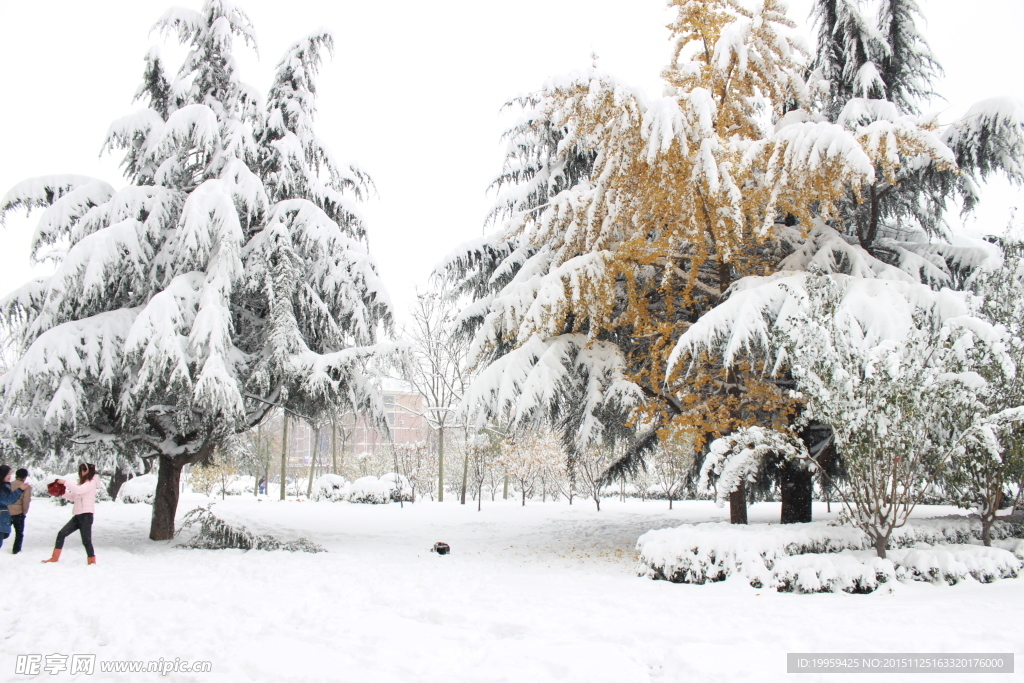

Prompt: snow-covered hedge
xmin=309 ymin=473 xmax=412 ymax=503
xmin=117 ymin=474 xmax=157 ymax=504
xmin=222 ymin=476 xmax=256 ymax=497
xmin=637 ymin=517 xmax=1024 ymax=591
xmin=993 ymin=538 xmax=1024 ymax=559
xmin=772 ymin=551 xmax=895 ymax=593
xmin=380 ymin=472 xmax=412 ymax=502
xmin=347 ymin=476 xmax=393 ymax=504
xmin=310 ymin=474 xmax=349 ymax=502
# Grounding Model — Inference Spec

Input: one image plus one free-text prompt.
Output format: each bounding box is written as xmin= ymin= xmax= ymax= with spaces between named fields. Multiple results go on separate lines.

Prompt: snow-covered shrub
xmin=888 ymin=544 xmax=1021 ymax=584
xmin=993 ymin=538 xmax=1024 ymax=560
xmin=638 ymin=517 xmax=1024 ymax=587
xmin=889 ymin=515 xmax=1024 ymax=546
xmin=772 ymin=551 xmax=896 ymax=594
xmin=117 ymin=474 xmax=158 ymax=504
xmin=380 ymin=472 xmax=412 ymax=502
xmin=176 ymin=505 xmax=325 ymax=553
xmin=310 ymin=474 xmax=349 ymax=502
xmin=637 ymin=522 xmax=866 ymax=585
xmin=347 ymin=476 xmax=392 ymax=504
xmin=222 ymin=476 xmax=256 ymax=497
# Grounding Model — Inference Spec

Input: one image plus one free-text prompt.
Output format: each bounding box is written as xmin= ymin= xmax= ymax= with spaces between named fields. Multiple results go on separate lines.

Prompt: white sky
xmin=1 ymin=0 xmax=1022 ymax=323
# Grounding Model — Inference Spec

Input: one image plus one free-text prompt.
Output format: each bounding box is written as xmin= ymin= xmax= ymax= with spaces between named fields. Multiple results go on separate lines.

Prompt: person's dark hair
xmin=0 ymin=465 xmax=11 ymax=485
xmin=16 ymin=468 xmax=28 ymax=480
xmin=78 ymin=462 xmax=96 ymax=486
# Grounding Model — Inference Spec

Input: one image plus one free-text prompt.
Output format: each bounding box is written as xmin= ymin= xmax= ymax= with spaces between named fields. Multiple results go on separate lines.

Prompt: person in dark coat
xmin=8 ymin=468 xmax=31 ymax=554
xmin=0 ymin=465 xmax=28 ymax=551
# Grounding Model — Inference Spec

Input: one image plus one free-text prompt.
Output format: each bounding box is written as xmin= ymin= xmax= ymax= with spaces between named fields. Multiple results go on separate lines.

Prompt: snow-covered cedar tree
xmin=700 ymin=426 xmax=809 ymax=523
xmin=663 ymin=0 xmax=1023 ymax=521
xmin=0 ymin=2 xmax=392 ymax=540
xmin=945 ymin=237 xmax=1024 ymax=544
xmin=438 ymin=1 xmax=881 ymax=517
xmin=805 ymin=0 xmax=1024 ymax=278
xmin=770 ymin=271 xmax=1024 ymax=557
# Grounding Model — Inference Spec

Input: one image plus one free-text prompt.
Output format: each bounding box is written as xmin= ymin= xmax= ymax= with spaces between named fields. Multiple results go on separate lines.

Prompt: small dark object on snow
xmin=431 ymin=542 xmax=450 ymax=555
xmin=47 ymin=481 xmax=66 ymax=497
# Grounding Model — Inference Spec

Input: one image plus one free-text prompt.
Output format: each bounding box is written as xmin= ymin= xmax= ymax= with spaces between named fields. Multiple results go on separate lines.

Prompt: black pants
xmin=10 ymin=514 xmax=25 ymax=554
xmin=55 ymin=513 xmax=94 ymax=557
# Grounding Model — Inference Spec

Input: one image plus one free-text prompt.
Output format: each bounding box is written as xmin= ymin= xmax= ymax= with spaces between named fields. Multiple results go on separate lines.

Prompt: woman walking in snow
xmin=0 ymin=465 xmax=28 ymax=551
xmin=42 ymin=463 xmax=100 ymax=565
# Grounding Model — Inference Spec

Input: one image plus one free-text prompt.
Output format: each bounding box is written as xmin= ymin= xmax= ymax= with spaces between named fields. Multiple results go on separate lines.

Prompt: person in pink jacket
xmin=42 ymin=463 xmax=100 ymax=565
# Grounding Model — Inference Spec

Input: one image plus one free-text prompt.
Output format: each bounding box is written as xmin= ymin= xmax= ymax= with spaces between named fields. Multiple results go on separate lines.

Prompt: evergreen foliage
xmin=0 ymin=1 xmax=392 ymax=540
xmin=177 ymin=503 xmax=325 ymax=552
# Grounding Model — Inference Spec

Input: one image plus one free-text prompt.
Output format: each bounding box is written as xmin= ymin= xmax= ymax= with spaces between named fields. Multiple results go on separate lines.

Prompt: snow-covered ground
xmin=0 ymin=496 xmax=1019 ymax=682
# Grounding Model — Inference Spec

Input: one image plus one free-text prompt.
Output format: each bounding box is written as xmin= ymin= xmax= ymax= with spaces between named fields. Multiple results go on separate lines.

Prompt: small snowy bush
xmin=772 ymin=551 xmax=896 ymax=594
xmin=117 ymin=474 xmax=158 ymax=504
xmin=221 ymin=476 xmax=256 ymax=497
xmin=310 ymin=474 xmax=349 ymax=502
xmin=176 ymin=505 xmax=325 ymax=553
xmin=888 ymin=544 xmax=1021 ymax=585
xmin=380 ymin=472 xmax=412 ymax=502
xmin=345 ymin=474 xmax=411 ymax=504
xmin=347 ymin=476 xmax=391 ymax=504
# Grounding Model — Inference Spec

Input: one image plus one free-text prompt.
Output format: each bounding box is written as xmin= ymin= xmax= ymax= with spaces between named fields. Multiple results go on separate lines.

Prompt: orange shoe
xmin=41 ymin=549 xmax=61 ymax=563
xmin=87 ymin=556 xmax=96 ymax=565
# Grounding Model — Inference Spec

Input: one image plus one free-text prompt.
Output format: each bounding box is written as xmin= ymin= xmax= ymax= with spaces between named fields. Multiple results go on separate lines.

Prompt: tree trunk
xmin=255 ymin=423 xmax=263 ymax=497
xmin=306 ymin=424 xmax=319 ymax=498
xmin=729 ymin=482 xmax=747 ymax=524
xmin=107 ymin=467 xmax=129 ymax=501
xmin=522 ymin=484 xmax=526 ymax=507
xmin=873 ymin=532 xmax=887 ymax=559
xmin=460 ymin=452 xmax=469 ymax=505
xmin=331 ymin=418 xmax=338 ymax=475
xmin=150 ymin=455 xmax=185 ymax=541
xmin=503 ymin=473 xmax=508 ymax=500
xmin=437 ymin=427 xmax=445 ymax=503
xmin=280 ymin=414 xmax=289 ymax=501
xmin=779 ymin=460 xmax=813 ymax=524
xmin=982 ymin=515 xmax=994 ymax=547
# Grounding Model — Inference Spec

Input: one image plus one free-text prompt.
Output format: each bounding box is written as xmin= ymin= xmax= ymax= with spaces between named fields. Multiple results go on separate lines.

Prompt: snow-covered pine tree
xmin=667 ymin=0 xmax=1024 ymax=522
xmin=806 ymin=0 xmax=1024 ymax=272
xmin=441 ymin=1 xmax=894 ymax=526
xmin=0 ymin=1 xmax=392 ymax=540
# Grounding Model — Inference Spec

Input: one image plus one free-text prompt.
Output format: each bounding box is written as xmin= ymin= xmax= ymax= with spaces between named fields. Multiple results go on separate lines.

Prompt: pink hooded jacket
xmin=63 ymin=477 xmax=99 ymax=515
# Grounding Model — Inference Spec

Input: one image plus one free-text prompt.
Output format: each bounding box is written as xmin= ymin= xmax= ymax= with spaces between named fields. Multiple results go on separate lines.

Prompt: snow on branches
xmin=0 ymin=1 xmax=392 ymax=540
xmin=441 ymin=0 xmax=880 ymax=464
xmin=700 ymin=426 xmax=808 ymax=506
xmin=772 ymin=272 xmax=1024 ymax=557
